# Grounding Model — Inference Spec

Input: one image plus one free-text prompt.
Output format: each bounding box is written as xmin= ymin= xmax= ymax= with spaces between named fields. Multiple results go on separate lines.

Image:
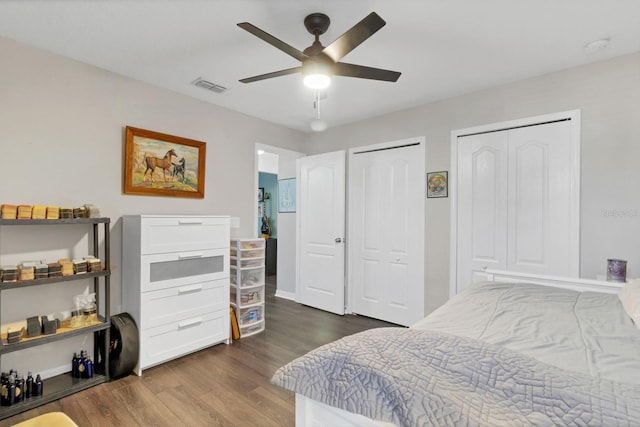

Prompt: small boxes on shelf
xmin=58 ymin=259 xmax=74 ymax=276
xmin=1 ymin=205 xmax=17 ymax=219
xmin=31 ymin=205 xmax=47 ymax=220
xmin=19 ymin=266 xmax=34 ymax=281
xmin=73 ymin=259 xmax=87 ymax=274
xmin=1 ymin=266 xmax=18 ymax=283
xmin=84 ymin=257 xmax=101 ymax=272
xmin=17 ymin=205 xmax=32 ymax=220
xmin=46 ymin=206 xmax=60 ymax=219
xmin=34 ymin=263 xmax=48 ymax=279
xmin=47 ymin=262 xmax=62 ymax=277
xmin=60 ymin=207 xmax=73 ymax=219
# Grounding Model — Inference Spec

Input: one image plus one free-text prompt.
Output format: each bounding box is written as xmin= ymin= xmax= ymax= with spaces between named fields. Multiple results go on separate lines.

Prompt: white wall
xmin=2 ymin=33 xmax=638 ymax=374
xmin=0 ymin=36 xmax=306 ymax=376
xmin=305 ymin=52 xmax=640 ymax=315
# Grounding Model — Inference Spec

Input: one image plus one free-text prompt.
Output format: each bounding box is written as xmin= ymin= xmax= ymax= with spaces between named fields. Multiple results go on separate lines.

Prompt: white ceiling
xmin=1 ymin=1 xmax=639 ymax=133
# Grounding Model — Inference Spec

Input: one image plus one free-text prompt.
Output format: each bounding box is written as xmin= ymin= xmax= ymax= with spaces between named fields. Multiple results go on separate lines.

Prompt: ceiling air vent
xmin=192 ymin=77 xmax=227 ymax=94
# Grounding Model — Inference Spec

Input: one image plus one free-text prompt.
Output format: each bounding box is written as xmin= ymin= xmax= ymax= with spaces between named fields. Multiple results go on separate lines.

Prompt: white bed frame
xmin=295 ymin=270 xmax=625 ymax=426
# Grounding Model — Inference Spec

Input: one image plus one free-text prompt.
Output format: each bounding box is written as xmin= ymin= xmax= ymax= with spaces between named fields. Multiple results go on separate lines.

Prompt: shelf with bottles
xmin=0 ymin=371 xmax=107 ymax=419
xmin=0 ymin=216 xmax=111 ymax=419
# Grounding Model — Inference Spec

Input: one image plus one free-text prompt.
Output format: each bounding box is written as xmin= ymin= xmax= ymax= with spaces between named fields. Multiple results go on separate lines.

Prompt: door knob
xmin=335 ymin=237 xmax=342 ymax=243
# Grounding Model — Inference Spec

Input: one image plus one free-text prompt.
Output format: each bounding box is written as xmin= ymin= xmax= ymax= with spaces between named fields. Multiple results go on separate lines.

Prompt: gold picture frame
xmin=124 ymin=126 xmax=206 ymax=198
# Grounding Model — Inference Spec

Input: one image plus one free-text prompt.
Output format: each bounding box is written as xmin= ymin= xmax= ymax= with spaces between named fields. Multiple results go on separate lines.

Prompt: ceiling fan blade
xmin=333 ymin=62 xmax=401 ymax=82
xmin=238 ymin=22 xmax=308 ymax=62
xmin=239 ymin=67 xmax=302 ymax=84
xmin=322 ymin=12 xmax=386 ymax=62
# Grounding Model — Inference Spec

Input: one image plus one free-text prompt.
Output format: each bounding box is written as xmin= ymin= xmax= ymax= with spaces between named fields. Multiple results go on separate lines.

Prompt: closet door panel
xmin=457 ymin=132 xmax=508 ymax=291
xmin=507 ymin=121 xmax=574 ymax=275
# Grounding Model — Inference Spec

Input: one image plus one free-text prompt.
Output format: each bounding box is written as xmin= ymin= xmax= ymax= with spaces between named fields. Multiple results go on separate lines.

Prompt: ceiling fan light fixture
xmin=302 ymin=59 xmax=332 ymax=89
xmin=303 ymin=73 xmax=331 ymax=89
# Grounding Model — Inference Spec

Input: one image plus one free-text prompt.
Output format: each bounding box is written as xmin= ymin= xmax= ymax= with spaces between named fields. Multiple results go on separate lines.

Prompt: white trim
xmin=274 ymin=289 xmax=297 ymax=301
xmin=484 ymin=269 xmax=623 ymax=294
xmin=450 ymin=110 xmax=581 ymax=297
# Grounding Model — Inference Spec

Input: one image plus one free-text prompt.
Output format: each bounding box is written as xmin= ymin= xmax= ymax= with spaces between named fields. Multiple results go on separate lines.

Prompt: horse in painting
xmin=144 ymin=149 xmax=178 ymax=182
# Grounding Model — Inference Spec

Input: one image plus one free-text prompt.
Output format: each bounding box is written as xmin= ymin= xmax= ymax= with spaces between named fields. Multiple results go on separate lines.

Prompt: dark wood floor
xmin=1 ymin=277 xmax=395 ymax=426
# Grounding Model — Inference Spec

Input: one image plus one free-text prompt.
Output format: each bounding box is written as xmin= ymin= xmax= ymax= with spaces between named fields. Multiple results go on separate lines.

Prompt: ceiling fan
xmin=237 ymin=12 xmax=401 ymax=89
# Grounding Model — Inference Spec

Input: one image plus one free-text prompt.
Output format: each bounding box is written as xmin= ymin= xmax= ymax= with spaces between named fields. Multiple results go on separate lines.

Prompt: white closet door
xmin=349 ymin=141 xmax=424 ymax=326
xmin=456 ymin=131 xmax=508 ymax=291
xmin=507 ymin=121 xmax=575 ymax=276
xmin=455 ymin=117 xmax=579 ymax=294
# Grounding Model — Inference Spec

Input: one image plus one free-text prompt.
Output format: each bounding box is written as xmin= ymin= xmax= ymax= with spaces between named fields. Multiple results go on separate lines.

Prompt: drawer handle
xmin=178 ymin=317 xmax=203 ymax=329
xmin=178 ymin=219 xmax=203 ymax=225
xmin=178 ymin=285 xmax=203 ymax=295
xmin=178 ymin=253 xmax=203 ymax=259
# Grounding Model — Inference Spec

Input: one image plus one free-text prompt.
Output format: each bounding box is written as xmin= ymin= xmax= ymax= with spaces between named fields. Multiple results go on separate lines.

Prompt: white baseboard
xmin=275 ymin=289 xmax=297 ymax=301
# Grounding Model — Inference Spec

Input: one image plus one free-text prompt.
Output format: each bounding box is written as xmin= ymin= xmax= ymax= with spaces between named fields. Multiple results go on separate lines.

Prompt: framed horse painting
xmin=124 ymin=126 xmax=206 ymax=198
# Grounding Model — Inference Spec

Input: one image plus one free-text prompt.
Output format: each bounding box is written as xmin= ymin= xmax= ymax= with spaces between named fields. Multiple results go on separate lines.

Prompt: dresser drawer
xmin=140 ymin=308 xmax=229 ymax=371
xmin=141 ymin=248 xmax=228 ymax=292
xmin=141 ymin=278 xmax=228 ymax=330
xmin=141 ymin=216 xmax=229 ymax=254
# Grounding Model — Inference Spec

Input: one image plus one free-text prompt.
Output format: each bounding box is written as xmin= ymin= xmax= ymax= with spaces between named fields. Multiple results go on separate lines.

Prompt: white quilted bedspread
xmin=272 ymin=328 xmax=640 ymax=426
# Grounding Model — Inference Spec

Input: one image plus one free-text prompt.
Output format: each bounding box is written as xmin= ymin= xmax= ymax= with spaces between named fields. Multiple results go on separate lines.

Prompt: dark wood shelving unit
xmin=0 ymin=217 xmax=111 ymax=420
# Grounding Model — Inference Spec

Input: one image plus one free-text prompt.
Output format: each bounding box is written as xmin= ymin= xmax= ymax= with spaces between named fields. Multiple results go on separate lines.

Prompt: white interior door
xmin=349 ymin=140 xmax=425 ymax=326
xmin=297 ymin=151 xmax=345 ymax=315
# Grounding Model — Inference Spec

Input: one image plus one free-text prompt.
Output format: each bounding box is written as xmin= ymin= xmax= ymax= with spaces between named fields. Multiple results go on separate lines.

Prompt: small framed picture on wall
xmin=258 ymin=187 xmax=265 ymax=202
xmin=427 ymin=171 xmax=448 ymax=198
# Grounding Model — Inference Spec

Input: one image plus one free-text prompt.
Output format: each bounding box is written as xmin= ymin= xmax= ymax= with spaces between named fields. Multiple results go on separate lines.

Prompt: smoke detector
xmin=192 ymin=77 xmax=227 ymax=93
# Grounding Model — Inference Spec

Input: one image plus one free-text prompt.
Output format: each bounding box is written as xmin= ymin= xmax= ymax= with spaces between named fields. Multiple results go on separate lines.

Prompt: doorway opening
xmin=255 ymin=143 xmax=305 ymax=301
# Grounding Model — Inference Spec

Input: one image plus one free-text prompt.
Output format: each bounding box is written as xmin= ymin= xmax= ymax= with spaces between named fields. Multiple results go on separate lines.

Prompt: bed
xmin=272 ymin=270 xmax=640 ymax=426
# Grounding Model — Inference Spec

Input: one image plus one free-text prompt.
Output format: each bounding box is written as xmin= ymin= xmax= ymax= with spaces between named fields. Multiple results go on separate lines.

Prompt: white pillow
xmin=618 ymin=279 xmax=640 ymax=328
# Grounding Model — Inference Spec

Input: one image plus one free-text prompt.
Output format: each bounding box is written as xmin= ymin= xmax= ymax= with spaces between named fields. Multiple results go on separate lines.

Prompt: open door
xmin=297 ymin=151 xmax=345 ymax=315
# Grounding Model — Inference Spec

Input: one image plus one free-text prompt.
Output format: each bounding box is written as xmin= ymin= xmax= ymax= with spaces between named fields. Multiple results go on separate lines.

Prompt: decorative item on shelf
xmin=19 ymin=265 xmax=34 ymax=281
xmin=17 ymin=205 xmax=32 ymax=220
xmin=607 ymin=259 xmax=627 ymax=282
xmin=84 ymin=204 xmax=100 ymax=218
xmin=73 ymin=206 xmax=87 ymax=218
xmin=47 ymin=262 xmax=62 ymax=277
xmin=41 ymin=316 xmax=57 ymax=335
xmin=26 ymin=316 xmax=41 ymax=338
xmin=1 ymin=205 xmax=17 ymax=219
xmin=1 ymin=266 xmax=18 ymax=283
xmin=73 ymin=259 xmax=87 ymax=274
xmin=34 ymin=263 xmax=48 ymax=279
xmin=31 ymin=205 xmax=46 ymax=220
xmin=84 ymin=257 xmax=101 ymax=273
xmin=58 ymin=259 xmax=74 ymax=276
xmin=46 ymin=206 xmax=60 ymax=219
xmin=59 ymin=207 xmax=73 ymax=219
xmin=5 ymin=328 xmax=24 ymax=344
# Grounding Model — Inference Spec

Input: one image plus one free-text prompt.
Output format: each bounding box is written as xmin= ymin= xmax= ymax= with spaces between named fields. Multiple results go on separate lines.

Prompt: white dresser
xmin=122 ymin=215 xmax=230 ymax=375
